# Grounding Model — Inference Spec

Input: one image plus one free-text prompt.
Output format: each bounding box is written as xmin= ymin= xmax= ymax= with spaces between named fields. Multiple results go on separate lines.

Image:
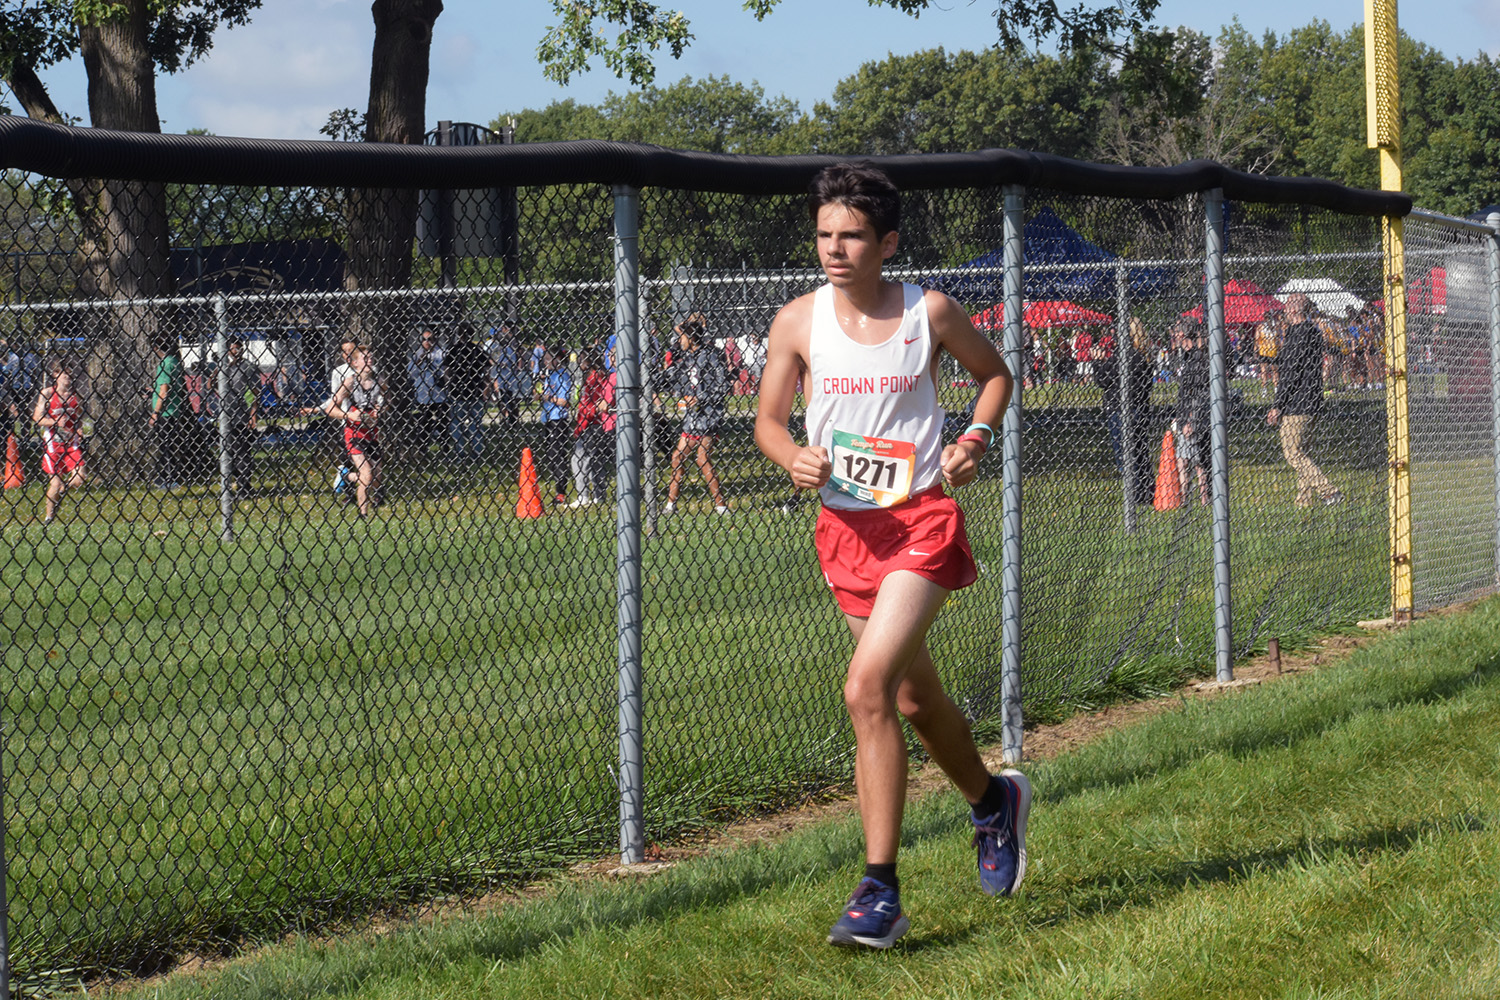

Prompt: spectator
xmin=1172 ymin=318 xmax=1210 ymax=506
xmin=1268 ymin=293 xmax=1342 ymax=507
xmin=570 ymin=347 xmax=614 ymax=507
xmin=407 ymin=328 xmax=446 ymax=450
xmin=0 ymin=338 xmax=18 ymax=391
xmin=664 ymin=315 xmax=729 ymax=515
xmin=488 ymin=323 xmax=528 ymax=424
xmin=1071 ymin=327 xmax=1094 ymax=381
xmin=328 ymin=345 xmax=386 ymax=517
xmin=273 ymin=358 xmax=308 ymax=409
xmin=444 ymin=323 xmax=491 ymax=468
xmin=1255 ymin=309 xmax=1284 ymax=391
xmin=535 ymin=342 xmax=574 ymax=505
xmin=214 ymin=336 xmax=260 ymax=494
xmin=736 ymin=330 xmax=767 ymax=393
xmin=149 ymin=346 xmax=191 ymax=489
xmin=19 ymin=341 xmax=42 ymax=403
xmin=1360 ymin=304 xmax=1385 ymax=390
xmin=33 ymin=360 xmax=85 ymax=524
xmin=1094 ymin=318 xmax=1155 ymax=506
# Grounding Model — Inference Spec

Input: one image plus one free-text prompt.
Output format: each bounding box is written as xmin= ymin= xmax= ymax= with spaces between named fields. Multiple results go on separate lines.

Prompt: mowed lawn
xmin=112 ymin=593 xmax=1500 ymax=1000
xmin=0 ymin=397 xmax=1395 ymax=982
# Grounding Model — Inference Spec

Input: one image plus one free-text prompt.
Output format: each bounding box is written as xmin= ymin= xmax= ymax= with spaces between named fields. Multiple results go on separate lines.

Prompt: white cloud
xmin=165 ymin=0 xmax=370 ymax=137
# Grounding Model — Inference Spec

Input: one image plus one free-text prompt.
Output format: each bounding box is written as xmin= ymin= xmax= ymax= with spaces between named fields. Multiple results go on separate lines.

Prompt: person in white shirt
xmin=755 ymin=162 xmax=1024 ymax=950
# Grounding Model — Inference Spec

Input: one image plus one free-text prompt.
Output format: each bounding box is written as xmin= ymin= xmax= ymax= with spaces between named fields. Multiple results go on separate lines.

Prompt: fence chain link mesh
xmin=0 ymin=156 xmax=1493 ymax=988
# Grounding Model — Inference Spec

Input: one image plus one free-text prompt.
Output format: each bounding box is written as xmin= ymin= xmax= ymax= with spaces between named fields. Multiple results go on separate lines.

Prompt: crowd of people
xmin=0 ymin=276 xmax=1395 ymax=523
xmin=4 ymin=314 xmax=746 ymax=522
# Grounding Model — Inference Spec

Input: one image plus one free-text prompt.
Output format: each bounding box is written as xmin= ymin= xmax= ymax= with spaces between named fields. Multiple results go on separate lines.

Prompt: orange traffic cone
xmin=1152 ymin=428 xmax=1181 ymax=511
xmin=3 ymin=433 xmax=23 ymax=490
xmin=515 ymin=447 xmax=543 ymax=519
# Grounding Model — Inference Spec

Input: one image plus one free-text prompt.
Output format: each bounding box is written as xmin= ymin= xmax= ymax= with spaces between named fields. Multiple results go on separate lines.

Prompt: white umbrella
xmin=1276 ymin=277 xmax=1364 ymax=316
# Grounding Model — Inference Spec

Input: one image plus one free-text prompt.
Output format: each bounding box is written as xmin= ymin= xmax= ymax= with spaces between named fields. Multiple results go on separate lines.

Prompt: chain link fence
xmin=0 ymin=123 xmax=1494 ymax=988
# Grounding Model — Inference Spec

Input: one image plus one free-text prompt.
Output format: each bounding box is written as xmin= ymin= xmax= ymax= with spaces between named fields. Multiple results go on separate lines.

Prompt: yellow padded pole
xmin=1367 ymin=0 xmax=1411 ymax=621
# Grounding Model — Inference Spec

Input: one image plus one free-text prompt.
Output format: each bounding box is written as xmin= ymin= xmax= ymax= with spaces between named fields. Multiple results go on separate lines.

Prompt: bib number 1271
xmin=828 ymin=430 xmax=917 ymax=507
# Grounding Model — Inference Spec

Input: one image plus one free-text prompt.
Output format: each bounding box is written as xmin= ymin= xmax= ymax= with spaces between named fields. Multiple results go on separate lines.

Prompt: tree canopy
xmin=536 ymin=0 xmax=1160 ymax=87
xmin=502 ymin=18 xmax=1500 ymax=215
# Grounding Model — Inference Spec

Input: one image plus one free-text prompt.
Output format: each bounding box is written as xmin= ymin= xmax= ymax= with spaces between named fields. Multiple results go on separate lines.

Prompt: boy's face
xmin=815 ymin=203 xmax=898 ymax=288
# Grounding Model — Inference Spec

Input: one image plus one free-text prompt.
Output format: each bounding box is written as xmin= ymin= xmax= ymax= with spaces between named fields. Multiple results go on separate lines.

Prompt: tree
xmin=536 ymin=0 xmax=1159 ymax=88
xmin=815 ymin=46 xmax=1106 ymax=158
xmin=1 ymin=0 xmax=260 ymax=480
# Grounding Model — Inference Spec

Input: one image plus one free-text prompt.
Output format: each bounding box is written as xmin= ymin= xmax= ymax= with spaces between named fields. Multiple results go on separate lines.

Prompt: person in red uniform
xmin=33 ymin=361 xmax=86 ymax=524
xmin=328 ymin=345 xmax=385 ymax=517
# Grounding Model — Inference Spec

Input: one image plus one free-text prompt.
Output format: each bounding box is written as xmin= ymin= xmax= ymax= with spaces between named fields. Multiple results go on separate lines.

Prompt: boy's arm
xmin=754 ymin=296 xmax=831 ymax=490
xmin=925 ymin=290 xmax=1014 ymax=488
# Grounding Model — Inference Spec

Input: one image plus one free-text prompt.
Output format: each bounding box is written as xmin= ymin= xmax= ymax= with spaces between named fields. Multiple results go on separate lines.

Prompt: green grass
xmin=109 ymin=594 xmax=1500 ymax=1000
xmin=0 ymin=398 xmax=1398 ymax=981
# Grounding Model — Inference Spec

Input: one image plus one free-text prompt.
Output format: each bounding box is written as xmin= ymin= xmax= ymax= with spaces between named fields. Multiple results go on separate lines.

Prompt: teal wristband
xmin=965 ymin=422 xmax=995 ymax=445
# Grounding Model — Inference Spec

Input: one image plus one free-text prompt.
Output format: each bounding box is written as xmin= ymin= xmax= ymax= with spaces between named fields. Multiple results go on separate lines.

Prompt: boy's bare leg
xmin=695 ymin=441 xmax=725 ymax=506
xmin=45 ymin=477 xmax=63 ymax=520
xmin=842 ymin=570 xmax=989 ymax=864
xmin=667 ymin=438 xmax=688 ymax=502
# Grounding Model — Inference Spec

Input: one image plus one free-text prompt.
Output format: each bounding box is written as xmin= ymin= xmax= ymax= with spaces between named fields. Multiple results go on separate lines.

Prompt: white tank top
xmin=806 ymin=282 xmax=944 ymax=510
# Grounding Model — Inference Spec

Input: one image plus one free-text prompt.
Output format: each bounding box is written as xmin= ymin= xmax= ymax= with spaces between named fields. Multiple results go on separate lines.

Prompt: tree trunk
xmin=74 ymin=0 xmax=178 ymax=484
xmin=344 ymin=0 xmax=443 ymax=469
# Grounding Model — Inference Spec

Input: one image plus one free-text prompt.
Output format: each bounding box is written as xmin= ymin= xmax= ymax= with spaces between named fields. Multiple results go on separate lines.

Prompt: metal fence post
xmin=639 ymin=283 xmax=658 ymax=538
xmin=1115 ymin=259 xmax=1138 ymax=534
xmin=0 ymin=701 xmax=10 ymax=998
xmin=1001 ymin=184 xmax=1025 ymax=764
xmin=613 ymin=185 xmax=645 ymax=865
xmin=1488 ymin=212 xmax=1500 ymax=587
xmin=1204 ymin=190 xmax=1234 ymax=683
xmin=215 ymin=295 xmax=234 ymax=541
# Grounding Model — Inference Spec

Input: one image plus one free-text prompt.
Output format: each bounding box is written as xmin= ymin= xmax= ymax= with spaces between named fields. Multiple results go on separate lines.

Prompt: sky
xmin=27 ymin=0 xmax=1500 ymax=141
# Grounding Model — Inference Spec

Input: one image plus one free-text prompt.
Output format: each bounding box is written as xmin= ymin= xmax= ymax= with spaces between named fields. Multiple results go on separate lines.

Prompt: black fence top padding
xmin=0 ymin=115 xmax=1412 ymax=217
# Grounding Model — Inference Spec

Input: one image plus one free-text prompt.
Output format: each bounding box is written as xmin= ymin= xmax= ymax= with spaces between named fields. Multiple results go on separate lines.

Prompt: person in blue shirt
xmin=536 ymin=343 xmax=574 ymax=505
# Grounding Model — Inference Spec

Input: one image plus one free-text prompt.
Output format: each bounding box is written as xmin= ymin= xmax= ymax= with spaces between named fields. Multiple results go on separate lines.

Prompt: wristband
xmin=964 ymin=422 xmax=995 ymax=446
xmin=956 ymin=431 xmax=989 ymax=455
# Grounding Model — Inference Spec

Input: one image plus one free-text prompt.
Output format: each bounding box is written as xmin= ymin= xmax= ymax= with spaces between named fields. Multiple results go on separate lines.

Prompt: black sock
xmin=972 ymin=774 xmax=1010 ymax=820
xmin=863 ymin=862 xmax=898 ymax=892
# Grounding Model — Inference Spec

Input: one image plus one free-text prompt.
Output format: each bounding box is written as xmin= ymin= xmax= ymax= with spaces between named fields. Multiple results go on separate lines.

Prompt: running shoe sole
xmin=827 ymin=914 xmax=910 ymax=949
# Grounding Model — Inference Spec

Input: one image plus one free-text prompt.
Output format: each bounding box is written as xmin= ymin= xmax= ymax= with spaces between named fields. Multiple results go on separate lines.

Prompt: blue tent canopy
xmin=923 ymin=206 xmax=1176 ymax=303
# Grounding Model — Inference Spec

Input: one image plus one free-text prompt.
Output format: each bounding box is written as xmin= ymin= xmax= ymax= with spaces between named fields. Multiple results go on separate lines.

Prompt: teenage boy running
xmin=754 ymin=162 xmax=1027 ymax=950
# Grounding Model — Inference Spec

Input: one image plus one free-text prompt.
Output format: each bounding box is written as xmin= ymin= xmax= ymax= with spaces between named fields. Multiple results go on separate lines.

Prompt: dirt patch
xmin=100 ymin=616 xmax=1427 ymax=996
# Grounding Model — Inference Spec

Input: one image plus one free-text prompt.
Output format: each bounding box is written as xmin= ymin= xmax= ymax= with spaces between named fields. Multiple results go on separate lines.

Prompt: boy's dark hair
xmin=808 ymin=162 xmax=901 ymax=238
xmin=678 ymin=314 xmax=706 ymax=347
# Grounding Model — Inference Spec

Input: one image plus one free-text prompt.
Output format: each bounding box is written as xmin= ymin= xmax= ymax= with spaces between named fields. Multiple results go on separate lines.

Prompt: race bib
xmin=829 ymin=429 xmax=916 ymax=508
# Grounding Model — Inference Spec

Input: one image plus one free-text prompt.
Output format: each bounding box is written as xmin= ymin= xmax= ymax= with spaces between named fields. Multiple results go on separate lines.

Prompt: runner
xmin=34 ymin=361 xmax=85 ymax=524
xmin=754 ymin=162 xmax=1026 ymax=949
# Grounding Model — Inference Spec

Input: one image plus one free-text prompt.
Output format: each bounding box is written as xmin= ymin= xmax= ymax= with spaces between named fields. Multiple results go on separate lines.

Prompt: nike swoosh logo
xmin=903 ymin=337 xmax=920 ymax=344
xmin=909 ymin=549 xmax=931 ymax=556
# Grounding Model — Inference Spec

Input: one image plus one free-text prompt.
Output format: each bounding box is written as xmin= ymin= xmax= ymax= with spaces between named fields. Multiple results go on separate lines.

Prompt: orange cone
xmin=515 ymin=446 xmax=543 ymax=519
xmin=1153 ymin=428 xmax=1181 ymax=510
xmin=3 ymin=434 xmax=23 ymax=490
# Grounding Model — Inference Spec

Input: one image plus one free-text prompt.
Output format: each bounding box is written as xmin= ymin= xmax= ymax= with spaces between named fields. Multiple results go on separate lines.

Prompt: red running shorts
xmin=42 ymin=444 xmax=84 ymax=477
xmin=814 ymin=484 xmax=978 ymax=617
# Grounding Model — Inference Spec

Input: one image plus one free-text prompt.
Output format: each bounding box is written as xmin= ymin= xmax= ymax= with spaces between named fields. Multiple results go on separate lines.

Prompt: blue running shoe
xmin=971 ymin=769 xmax=1032 ymax=896
xmin=827 ymin=877 xmax=909 ymax=949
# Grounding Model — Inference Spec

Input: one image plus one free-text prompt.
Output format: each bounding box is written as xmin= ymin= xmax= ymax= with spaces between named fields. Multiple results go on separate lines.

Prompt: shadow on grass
xmin=1020 ymin=812 xmax=1492 ymax=934
xmin=1034 ymin=649 xmax=1500 ymax=806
